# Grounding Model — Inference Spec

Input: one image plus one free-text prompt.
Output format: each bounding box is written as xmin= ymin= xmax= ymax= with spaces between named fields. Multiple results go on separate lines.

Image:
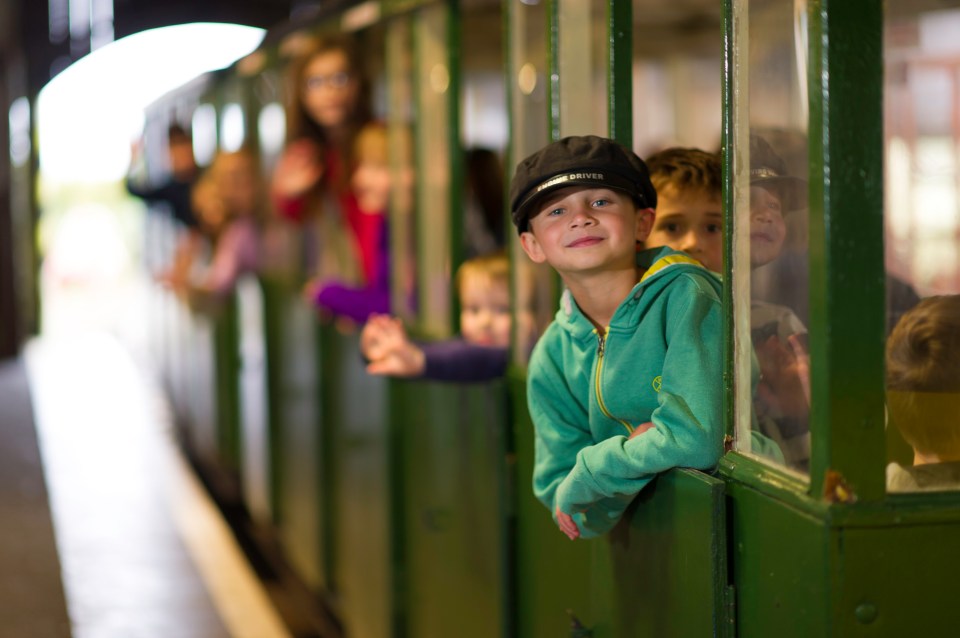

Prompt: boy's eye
xmin=656 ymin=222 xmax=681 ymax=234
xmin=546 ymin=207 xmax=565 ymax=217
xmin=591 ymin=198 xmax=610 ymax=208
xmin=706 ymin=223 xmax=722 ymax=234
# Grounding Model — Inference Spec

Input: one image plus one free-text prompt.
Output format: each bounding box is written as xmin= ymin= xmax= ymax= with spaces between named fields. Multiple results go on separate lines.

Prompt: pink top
xmin=200 ymin=217 xmax=260 ymax=295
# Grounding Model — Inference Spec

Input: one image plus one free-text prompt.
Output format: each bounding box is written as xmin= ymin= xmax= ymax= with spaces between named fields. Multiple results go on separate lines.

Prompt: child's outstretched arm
xmin=359 ymin=314 xmax=426 ymax=377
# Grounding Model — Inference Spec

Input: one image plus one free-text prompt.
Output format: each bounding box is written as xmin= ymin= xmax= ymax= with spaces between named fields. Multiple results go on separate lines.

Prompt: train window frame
xmin=720 ymin=0 xmax=889 ymax=508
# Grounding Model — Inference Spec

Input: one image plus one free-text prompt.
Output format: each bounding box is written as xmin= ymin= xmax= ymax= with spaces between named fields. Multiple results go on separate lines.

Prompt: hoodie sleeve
xmin=527 ymin=332 xmax=596 ymax=527
xmin=554 ymin=274 xmax=724 ymax=537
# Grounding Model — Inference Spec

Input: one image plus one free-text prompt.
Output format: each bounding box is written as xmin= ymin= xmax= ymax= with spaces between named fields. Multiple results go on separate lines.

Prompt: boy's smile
xmin=519 ymin=186 xmax=653 ymax=277
xmin=749 ymin=185 xmax=787 ymax=268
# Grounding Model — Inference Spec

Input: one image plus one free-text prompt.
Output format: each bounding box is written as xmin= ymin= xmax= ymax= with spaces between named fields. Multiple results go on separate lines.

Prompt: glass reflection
xmin=883 ymin=4 xmax=960 ymax=492
xmin=732 ymin=0 xmax=811 ymax=475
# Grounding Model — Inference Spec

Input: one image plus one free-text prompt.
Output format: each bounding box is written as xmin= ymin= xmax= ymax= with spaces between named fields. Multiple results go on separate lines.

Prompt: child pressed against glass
xmin=747 ymin=134 xmax=811 ymax=471
xmin=642 ymin=145 xmax=787 ymax=466
xmin=360 ymin=251 xmax=510 ymax=382
xmin=885 ymin=294 xmax=960 ymax=492
xmin=511 ymin=135 xmax=724 ymax=540
xmin=645 ymin=147 xmax=723 ymax=273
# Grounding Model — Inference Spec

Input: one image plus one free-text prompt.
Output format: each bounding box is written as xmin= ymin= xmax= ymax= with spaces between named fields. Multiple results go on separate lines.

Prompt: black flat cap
xmin=509 ymin=135 xmax=657 ymax=234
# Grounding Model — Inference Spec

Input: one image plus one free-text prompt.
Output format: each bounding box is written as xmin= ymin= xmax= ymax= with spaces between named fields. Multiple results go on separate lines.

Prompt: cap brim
xmin=751 ymin=175 xmax=807 ymax=212
xmin=514 ymin=173 xmax=642 ymax=232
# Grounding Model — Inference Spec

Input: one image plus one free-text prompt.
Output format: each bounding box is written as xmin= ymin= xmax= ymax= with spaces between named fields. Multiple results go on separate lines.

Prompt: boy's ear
xmin=635 ymin=207 xmax=655 ymax=243
xmin=519 ymin=230 xmax=547 ymax=264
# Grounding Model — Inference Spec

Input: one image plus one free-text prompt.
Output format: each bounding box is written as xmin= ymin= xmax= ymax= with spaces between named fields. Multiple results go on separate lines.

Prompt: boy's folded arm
xmin=527 ymin=350 xmax=594 ymax=518
xmin=557 ymin=281 xmax=725 ymax=518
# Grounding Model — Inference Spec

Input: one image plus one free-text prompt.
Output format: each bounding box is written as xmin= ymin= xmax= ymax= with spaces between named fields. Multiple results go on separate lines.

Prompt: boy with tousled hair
xmin=511 ymin=135 xmax=724 ymax=540
xmin=645 ymin=147 xmax=723 ymax=273
xmin=885 ymin=294 xmax=960 ymax=492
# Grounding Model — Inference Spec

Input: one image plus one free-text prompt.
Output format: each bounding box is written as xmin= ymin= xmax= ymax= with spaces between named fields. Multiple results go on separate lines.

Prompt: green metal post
xmin=807 ymin=0 xmax=886 ymax=502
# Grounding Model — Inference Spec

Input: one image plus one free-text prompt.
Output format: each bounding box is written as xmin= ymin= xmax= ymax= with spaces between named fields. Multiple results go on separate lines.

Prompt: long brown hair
xmin=284 ymin=32 xmax=373 ymax=160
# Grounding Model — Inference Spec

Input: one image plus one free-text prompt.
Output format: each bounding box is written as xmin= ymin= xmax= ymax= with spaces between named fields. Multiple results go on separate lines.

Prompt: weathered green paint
xmin=259 ymin=276 xmax=286 ymax=524
xmin=720 ymin=0 xmax=736 ymax=441
xmin=606 ymin=0 xmax=631 ymax=145
xmin=608 ymin=469 xmax=729 ymax=638
xmin=213 ymin=294 xmax=241 ymax=473
xmin=806 ymin=0 xmax=886 ymax=500
xmin=726 ymin=481 xmax=828 ymax=638
xmin=831 ymin=523 xmax=960 ymax=634
xmin=509 ymin=369 xmax=597 ymax=638
xmin=320 ymin=325 xmax=394 ymax=638
xmin=393 ymin=378 xmax=509 ymax=638
xmin=272 ymin=286 xmax=328 ymax=593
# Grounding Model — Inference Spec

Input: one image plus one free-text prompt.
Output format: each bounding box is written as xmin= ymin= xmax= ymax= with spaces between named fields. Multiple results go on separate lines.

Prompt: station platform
xmin=0 ymin=333 xmax=306 ymax=638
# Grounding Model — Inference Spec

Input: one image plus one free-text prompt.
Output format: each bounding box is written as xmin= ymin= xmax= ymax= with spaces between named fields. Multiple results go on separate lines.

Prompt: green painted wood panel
xmin=510 ymin=370 xmax=602 ymax=638
xmin=321 ymin=326 xmax=394 ymax=638
xmin=832 ymin=522 xmax=960 ymax=635
xmin=394 ymin=378 xmax=509 ymax=638
xmin=213 ymin=294 xmax=241 ymax=474
xmin=274 ymin=288 xmax=328 ymax=593
xmin=726 ymin=480 xmax=828 ymax=638
xmin=608 ymin=468 xmax=729 ymax=638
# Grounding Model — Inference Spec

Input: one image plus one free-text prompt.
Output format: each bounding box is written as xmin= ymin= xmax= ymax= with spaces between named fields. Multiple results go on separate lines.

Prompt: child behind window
xmin=360 ymin=251 xmax=510 ymax=382
xmin=885 ymin=294 xmax=960 ymax=492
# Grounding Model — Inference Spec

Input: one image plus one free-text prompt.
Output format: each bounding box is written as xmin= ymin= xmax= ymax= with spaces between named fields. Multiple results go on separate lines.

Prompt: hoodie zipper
xmin=594 ymin=328 xmax=634 ymax=435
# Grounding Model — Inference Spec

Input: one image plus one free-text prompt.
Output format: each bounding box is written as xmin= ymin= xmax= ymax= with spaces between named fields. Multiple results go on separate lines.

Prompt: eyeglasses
xmin=304 ymin=72 xmax=352 ymax=91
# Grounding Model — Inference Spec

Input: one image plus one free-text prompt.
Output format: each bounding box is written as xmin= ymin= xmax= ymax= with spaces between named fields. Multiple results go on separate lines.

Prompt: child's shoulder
xmin=637 ymin=247 xmax=722 ymax=299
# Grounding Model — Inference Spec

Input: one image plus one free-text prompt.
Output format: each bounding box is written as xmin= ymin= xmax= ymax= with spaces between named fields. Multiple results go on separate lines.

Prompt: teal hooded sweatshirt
xmin=528 ymin=246 xmax=724 ymax=538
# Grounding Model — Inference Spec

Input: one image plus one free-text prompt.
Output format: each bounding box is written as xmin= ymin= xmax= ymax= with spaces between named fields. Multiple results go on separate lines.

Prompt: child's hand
xmin=272 ymin=139 xmax=324 ymax=198
xmin=360 ymin=315 xmax=426 ymax=377
xmin=360 ymin=314 xmax=398 ymax=361
xmin=755 ymin=333 xmax=810 ymax=420
xmin=302 ymin=277 xmax=322 ymax=304
xmin=556 ymin=505 xmax=579 ymax=540
xmin=628 ymin=421 xmax=655 ymax=439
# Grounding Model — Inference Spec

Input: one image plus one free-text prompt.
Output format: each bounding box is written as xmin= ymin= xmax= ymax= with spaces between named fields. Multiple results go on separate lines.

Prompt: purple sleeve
xmin=420 ymin=339 xmax=508 ymax=383
xmin=315 ymin=281 xmax=390 ymax=324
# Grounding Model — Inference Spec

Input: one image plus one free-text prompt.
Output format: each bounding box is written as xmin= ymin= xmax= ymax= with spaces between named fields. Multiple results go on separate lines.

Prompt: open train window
xmin=507 ymin=0 xmax=553 ymax=364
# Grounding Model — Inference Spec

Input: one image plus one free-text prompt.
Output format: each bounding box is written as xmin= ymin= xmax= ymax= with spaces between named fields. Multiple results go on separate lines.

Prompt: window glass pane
xmin=508 ymin=0 xmax=553 ymax=363
xmin=883 ymin=4 xmax=960 ymax=493
xmin=732 ymin=0 xmax=811 ymax=476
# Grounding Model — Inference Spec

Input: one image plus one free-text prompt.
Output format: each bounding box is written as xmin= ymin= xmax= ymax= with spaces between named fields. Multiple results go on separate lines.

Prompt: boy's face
xmin=459 ymin=273 xmax=511 ymax=348
xmin=646 ymin=185 xmax=723 ymax=272
xmin=518 ymin=186 xmax=653 ymax=277
xmin=749 ymin=185 xmax=786 ymax=268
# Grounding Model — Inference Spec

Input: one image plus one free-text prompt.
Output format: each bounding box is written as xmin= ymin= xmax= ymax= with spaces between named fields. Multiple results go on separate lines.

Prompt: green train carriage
xmin=144 ymin=0 xmax=960 ymax=635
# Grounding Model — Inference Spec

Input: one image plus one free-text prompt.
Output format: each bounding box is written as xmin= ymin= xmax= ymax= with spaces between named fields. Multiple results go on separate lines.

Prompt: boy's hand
xmin=628 ymin=421 xmax=655 ymax=439
xmin=556 ymin=505 xmax=580 ymax=540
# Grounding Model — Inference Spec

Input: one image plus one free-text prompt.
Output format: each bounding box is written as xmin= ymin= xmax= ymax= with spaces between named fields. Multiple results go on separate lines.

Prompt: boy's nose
xmin=680 ymin=232 xmax=701 ymax=253
xmin=569 ymin=208 xmax=596 ymax=227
